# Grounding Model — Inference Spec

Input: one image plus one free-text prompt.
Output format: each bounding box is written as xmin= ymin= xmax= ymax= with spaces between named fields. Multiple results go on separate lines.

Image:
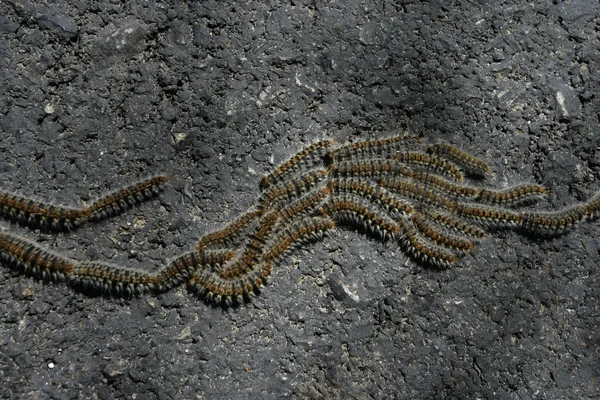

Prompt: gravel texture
xmin=0 ymin=0 xmax=599 ymax=398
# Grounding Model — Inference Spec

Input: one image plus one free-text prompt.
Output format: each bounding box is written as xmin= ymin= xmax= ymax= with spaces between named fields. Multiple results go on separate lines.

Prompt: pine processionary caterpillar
xmin=377 ymin=177 xmax=459 ymax=212
xmin=320 ymin=195 xmax=400 ymax=240
xmin=158 ymin=249 xmax=237 ymax=290
xmin=0 ymin=231 xmax=75 ymax=280
xmin=218 ymin=210 xmax=281 ymax=279
xmin=4 ymin=134 xmax=600 ymax=301
xmin=278 ymin=186 xmax=331 ymax=224
xmin=396 ymin=218 xmax=459 ymax=267
xmin=331 ymin=159 xmax=415 ymax=180
xmin=87 ymin=175 xmax=170 ymax=221
xmin=457 ymin=203 xmax=524 ymax=228
xmin=328 ymin=135 xmax=423 ymax=163
xmin=258 ymin=169 xmax=330 ymax=211
xmin=420 ymin=207 xmax=486 ymax=239
xmin=426 ymin=143 xmax=490 ymax=177
xmin=583 ymin=193 xmax=600 ymax=220
xmin=70 ymin=262 xmax=160 ymax=296
xmin=329 ymin=178 xmax=415 ymax=216
xmin=0 ymin=175 xmax=169 ymax=230
xmin=330 ymin=160 xmax=476 ymax=200
xmin=410 ymin=213 xmax=474 ymax=253
xmin=394 ymin=152 xmax=464 ymax=183
xmin=521 ymin=206 xmax=588 ymax=236
xmin=0 ymin=231 xmax=157 ymax=295
xmin=517 ymin=193 xmax=600 ymax=236
xmin=189 ymin=259 xmax=274 ymax=303
xmin=196 ymin=209 xmax=264 ymax=252
xmin=259 ymin=140 xmax=335 ymax=191
xmin=0 ymin=193 xmax=90 ymax=230
xmin=263 ymin=217 xmax=335 ymax=264
xmin=189 ymin=268 xmax=253 ymax=302
xmin=408 ymin=171 xmax=479 ymax=199
xmin=477 ymin=184 xmax=548 ymax=207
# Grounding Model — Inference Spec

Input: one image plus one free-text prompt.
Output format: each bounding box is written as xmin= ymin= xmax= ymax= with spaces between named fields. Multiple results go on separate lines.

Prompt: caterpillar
xmin=426 ymin=143 xmax=490 ymax=177
xmin=394 ymin=152 xmax=464 ymax=183
xmin=395 ymin=217 xmax=459 ymax=267
xmin=328 ymin=135 xmax=423 ymax=163
xmin=410 ymin=213 xmax=474 ymax=254
xmin=258 ymin=169 xmax=329 ymax=211
xmin=259 ymin=140 xmax=334 ymax=191
xmin=196 ymin=209 xmax=264 ymax=252
xmin=319 ymin=194 xmax=401 ymax=241
xmin=0 ymin=175 xmax=168 ymax=230
xmin=0 ymin=231 xmax=75 ymax=280
xmin=477 ymin=184 xmax=548 ymax=207
xmin=329 ymin=178 xmax=415 ymax=216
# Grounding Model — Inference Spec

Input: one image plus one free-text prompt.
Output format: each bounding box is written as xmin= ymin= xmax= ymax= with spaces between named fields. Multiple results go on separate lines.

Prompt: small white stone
xmin=48 ymin=362 xmax=55 ymax=369
xmin=44 ymin=103 xmax=55 ymax=114
xmin=173 ymin=132 xmax=188 ymax=144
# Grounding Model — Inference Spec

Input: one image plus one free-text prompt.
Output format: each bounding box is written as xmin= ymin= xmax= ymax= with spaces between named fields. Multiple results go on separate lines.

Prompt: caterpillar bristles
xmin=410 ymin=213 xmax=474 ymax=254
xmin=156 ymin=250 xmax=237 ymax=290
xmin=520 ymin=206 xmax=588 ymax=237
xmin=188 ymin=268 xmax=260 ymax=306
xmin=70 ymin=262 xmax=160 ymax=297
xmin=396 ymin=218 xmax=459 ymax=268
xmin=278 ymin=187 xmax=331 ymax=224
xmin=329 ymin=178 xmax=415 ymax=217
xmin=377 ymin=177 xmax=459 ymax=212
xmin=583 ymin=193 xmax=600 ymax=220
xmin=331 ymin=159 xmax=415 ymax=180
xmin=264 ymin=217 xmax=335 ymax=265
xmin=408 ymin=171 xmax=479 ymax=200
xmin=420 ymin=207 xmax=486 ymax=240
xmin=218 ymin=211 xmax=280 ymax=280
xmin=456 ymin=203 xmax=524 ymax=229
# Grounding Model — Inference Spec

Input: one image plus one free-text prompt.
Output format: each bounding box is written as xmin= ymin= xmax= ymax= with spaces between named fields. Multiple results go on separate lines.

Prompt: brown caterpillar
xmin=259 ymin=140 xmax=334 ymax=191
xmin=328 ymin=134 xmax=423 ymax=163
xmin=410 ymin=213 xmax=474 ymax=253
xmin=394 ymin=152 xmax=464 ymax=183
xmin=258 ymin=169 xmax=329 ymax=211
xmin=196 ymin=209 xmax=264 ymax=252
xmin=0 ymin=175 xmax=168 ymax=230
xmin=0 ymin=231 xmax=75 ymax=280
xmin=477 ymin=184 xmax=548 ymax=207
xmin=263 ymin=217 xmax=335 ymax=264
xmin=426 ymin=143 xmax=490 ymax=177
xmin=329 ymin=178 xmax=415 ymax=216
xmin=319 ymin=194 xmax=401 ymax=241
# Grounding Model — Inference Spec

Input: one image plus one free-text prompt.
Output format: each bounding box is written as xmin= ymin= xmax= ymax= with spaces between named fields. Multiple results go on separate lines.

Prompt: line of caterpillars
xmin=1 ymin=135 xmax=600 ymax=304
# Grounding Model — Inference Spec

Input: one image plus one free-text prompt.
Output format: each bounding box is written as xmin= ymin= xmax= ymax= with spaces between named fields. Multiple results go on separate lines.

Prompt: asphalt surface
xmin=0 ymin=1 xmax=599 ymax=399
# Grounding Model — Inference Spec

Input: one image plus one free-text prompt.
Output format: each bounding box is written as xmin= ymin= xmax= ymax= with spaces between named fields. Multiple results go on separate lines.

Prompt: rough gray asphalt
xmin=0 ymin=1 xmax=599 ymax=399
